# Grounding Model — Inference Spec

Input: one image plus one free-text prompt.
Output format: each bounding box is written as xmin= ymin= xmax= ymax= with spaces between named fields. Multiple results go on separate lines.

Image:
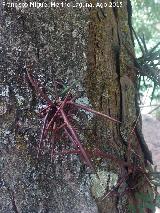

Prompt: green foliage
xmin=132 ymin=0 xmax=160 ymax=103
xmin=128 ymin=192 xmax=157 ymax=212
xmin=156 ymin=194 xmax=160 ymax=208
xmin=132 ymin=0 xmax=160 ymax=47
xmin=135 ymin=39 xmax=160 ymax=102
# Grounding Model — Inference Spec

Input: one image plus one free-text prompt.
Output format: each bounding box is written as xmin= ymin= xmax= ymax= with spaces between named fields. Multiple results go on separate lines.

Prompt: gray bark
xmin=0 ymin=1 xmax=99 ymax=212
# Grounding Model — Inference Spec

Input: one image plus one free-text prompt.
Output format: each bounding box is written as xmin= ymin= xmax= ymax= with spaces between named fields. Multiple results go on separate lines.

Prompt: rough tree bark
xmin=0 ymin=0 xmax=154 ymax=212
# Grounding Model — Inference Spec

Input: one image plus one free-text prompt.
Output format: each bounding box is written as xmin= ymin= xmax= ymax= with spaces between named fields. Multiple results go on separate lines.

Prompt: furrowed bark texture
xmin=0 ymin=0 xmax=153 ymax=212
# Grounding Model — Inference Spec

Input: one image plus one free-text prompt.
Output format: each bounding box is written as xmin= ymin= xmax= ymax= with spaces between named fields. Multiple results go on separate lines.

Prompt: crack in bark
xmin=127 ymin=0 xmax=134 ymax=46
xmin=7 ymin=187 xmax=19 ymax=213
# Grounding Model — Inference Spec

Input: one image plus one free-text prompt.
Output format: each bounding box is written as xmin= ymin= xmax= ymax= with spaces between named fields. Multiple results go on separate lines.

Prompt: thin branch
xmin=132 ymin=27 xmax=145 ymax=56
xmin=46 ymin=92 xmax=71 ymax=131
xmin=60 ymin=108 xmax=95 ymax=171
xmin=140 ymin=34 xmax=148 ymax=54
xmin=27 ymin=69 xmax=54 ymax=105
xmin=67 ymin=101 xmax=121 ymax=123
xmin=148 ymin=105 xmax=160 ymax=114
xmin=102 ymin=174 xmax=128 ymax=200
xmin=37 ymin=111 xmax=50 ymax=158
xmin=139 ymin=104 xmax=160 ymax=108
xmin=149 ymin=42 xmax=160 ymax=55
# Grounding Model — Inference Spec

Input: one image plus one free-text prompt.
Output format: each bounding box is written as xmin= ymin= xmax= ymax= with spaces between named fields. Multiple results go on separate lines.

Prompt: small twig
xmin=93 ymin=148 xmax=131 ymax=168
xmin=148 ymin=105 xmax=160 ymax=114
xmin=61 ymin=108 xmax=95 ymax=171
xmin=132 ymin=27 xmax=145 ymax=56
xmin=50 ymin=123 xmax=56 ymax=163
xmin=27 ymin=69 xmax=53 ymax=105
xmin=50 ymin=139 xmax=55 ymax=163
xmin=139 ymin=104 xmax=160 ymax=108
xmin=102 ymin=174 xmax=128 ymax=200
xmin=140 ymin=34 xmax=148 ymax=54
xmin=54 ymin=123 xmax=66 ymax=133
xmin=127 ymin=87 xmax=151 ymax=164
xmin=46 ymin=92 xmax=71 ymax=132
xmin=37 ymin=111 xmax=50 ymax=158
xmin=67 ymin=101 xmax=121 ymax=123
xmin=10 ymin=190 xmax=19 ymax=213
xmin=7 ymin=187 xmax=19 ymax=213
xmin=64 ymin=127 xmax=80 ymax=148
xmin=149 ymin=42 xmax=160 ymax=56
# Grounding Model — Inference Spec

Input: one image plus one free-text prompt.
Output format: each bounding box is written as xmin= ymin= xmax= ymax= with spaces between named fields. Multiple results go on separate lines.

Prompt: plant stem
xmin=60 ymin=108 xmax=95 ymax=171
xmin=67 ymin=101 xmax=121 ymax=123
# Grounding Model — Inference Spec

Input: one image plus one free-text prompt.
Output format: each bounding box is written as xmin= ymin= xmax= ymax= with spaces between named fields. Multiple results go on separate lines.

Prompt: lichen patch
xmin=91 ymin=170 xmax=118 ymax=199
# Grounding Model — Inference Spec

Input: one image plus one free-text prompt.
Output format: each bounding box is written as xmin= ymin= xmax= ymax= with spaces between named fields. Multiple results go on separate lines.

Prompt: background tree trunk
xmin=0 ymin=0 xmax=153 ymax=212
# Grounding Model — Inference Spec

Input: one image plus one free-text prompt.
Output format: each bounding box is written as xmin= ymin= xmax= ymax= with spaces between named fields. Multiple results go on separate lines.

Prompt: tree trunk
xmin=0 ymin=0 xmax=154 ymax=212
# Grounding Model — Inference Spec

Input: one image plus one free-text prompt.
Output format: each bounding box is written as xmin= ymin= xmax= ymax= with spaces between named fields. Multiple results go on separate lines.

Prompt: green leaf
xmin=156 ymin=194 xmax=160 ymax=207
xmin=135 ymin=192 xmax=153 ymax=202
xmin=128 ymin=205 xmax=136 ymax=213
